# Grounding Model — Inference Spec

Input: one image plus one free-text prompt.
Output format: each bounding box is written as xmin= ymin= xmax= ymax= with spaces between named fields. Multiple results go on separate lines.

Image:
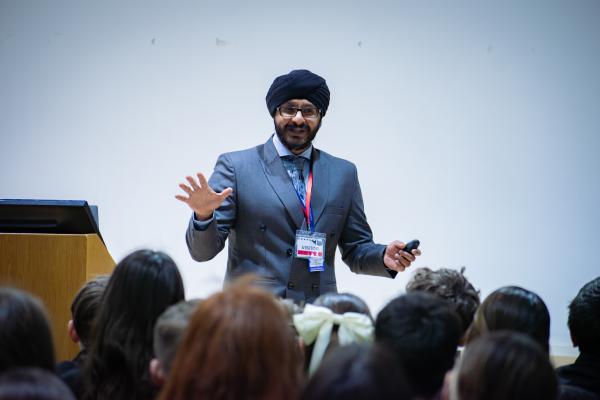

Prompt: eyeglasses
xmin=277 ymin=106 xmax=321 ymax=119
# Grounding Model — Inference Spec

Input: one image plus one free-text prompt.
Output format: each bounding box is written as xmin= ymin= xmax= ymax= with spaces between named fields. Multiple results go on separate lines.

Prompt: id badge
xmin=308 ymin=257 xmax=325 ymax=272
xmin=294 ymin=230 xmax=326 ymax=272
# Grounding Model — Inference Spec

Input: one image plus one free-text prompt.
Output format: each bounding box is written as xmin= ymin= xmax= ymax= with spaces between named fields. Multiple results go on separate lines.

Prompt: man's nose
xmin=291 ymin=110 xmax=305 ymax=124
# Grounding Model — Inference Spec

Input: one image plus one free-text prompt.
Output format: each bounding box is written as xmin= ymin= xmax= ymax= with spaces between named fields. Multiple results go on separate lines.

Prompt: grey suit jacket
xmin=186 ymin=136 xmax=395 ymax=302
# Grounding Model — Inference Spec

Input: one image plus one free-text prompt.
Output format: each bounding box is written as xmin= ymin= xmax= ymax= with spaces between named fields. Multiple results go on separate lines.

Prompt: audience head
xmin=406 ymin=267 xmax=480 ymax=342
xmin=277 ymin=298 xmax=304 ymax=341
xmin=159 ymin=278 xmax=301 ymax=400
xmin=301 ymin=344 xmax=413 ymax=400
xmin=466 ymin=285 xmax=550 ymax=353
xmin=450 ymin=331 xmax=557 ymax=400
xmin=278 ymin=297 xmax=303 ymax=325
xmin=0 ymin=287 xmax=55 ymax=373
xmin=150 ymin=299 xmax=201 ymax=386
xmin=0 ymin=368 xmax=75 ymax=400
xmin=69 ymin=275 xmax=109 ymax=349
xmin=567 ymin=277 xmax=600 ymax=355
xmin=375 ymin=292 xmax=462 ymax=398
xmin=295 ymin=292 xmax=374 ymax=375
xmin=84 ymin=249 xmax=185 ymax=400
xmin=313 ymin=291 xmax=373 ymax=320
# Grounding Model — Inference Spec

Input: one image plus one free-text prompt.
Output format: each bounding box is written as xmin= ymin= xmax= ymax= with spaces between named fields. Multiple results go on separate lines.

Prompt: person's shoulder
xmin=56 ymin=360 xmax=79 ymax=375
xmin=556 ymin=362 xmax=576 ymax=375
xmin=316 ymin=148 xmax=357 ymax=171
xmin=555 ymin=360 xmax=589 ymax=386
xmin=217 ymin=143 xmax=265 ymax=163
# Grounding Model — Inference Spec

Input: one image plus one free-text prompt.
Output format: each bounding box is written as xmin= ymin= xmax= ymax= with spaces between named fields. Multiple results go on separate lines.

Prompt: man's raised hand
xmin=175 ymin=173 xmax=233 ymax=220
xmin=383 ymin=240 xmax=422 ymax=272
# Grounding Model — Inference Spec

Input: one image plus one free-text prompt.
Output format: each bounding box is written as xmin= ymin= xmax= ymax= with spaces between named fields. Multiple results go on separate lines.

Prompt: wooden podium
xmin=0 ymin=233 xmax=115 ymax=361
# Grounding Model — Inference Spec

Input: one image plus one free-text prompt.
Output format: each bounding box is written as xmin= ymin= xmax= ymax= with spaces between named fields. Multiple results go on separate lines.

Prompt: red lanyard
xmin=304 ymin=170 xmax=314 ymax=227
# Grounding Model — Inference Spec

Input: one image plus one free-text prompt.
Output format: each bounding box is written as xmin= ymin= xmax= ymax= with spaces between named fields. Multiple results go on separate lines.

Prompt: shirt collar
xmin=272 ymin=133 xmax=312 ymax=160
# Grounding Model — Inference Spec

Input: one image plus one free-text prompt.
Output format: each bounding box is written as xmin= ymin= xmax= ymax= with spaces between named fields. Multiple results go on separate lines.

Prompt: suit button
xmin=287 ymin=281 xmax=295 ymax=289
xmin=311 ymin=283 xmax=319 ymax=290
xmin=286 ymin=248 xmax=293 ymax=257
xmin=259 ymin=224 xmax=266 ymax=232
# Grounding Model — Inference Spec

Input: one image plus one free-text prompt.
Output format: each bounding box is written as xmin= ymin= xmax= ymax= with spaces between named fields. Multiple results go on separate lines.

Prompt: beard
xmin=274 ymin=120 xmax=321 ymax=154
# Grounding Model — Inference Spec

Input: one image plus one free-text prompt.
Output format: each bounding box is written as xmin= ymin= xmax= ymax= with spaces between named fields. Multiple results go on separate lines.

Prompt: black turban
xmin=265 ymin=69 xmax=330 ymax=117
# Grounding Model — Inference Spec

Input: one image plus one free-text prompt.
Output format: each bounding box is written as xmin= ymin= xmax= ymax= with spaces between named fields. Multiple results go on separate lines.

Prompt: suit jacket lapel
xmin=260 ymin=137 xmax=305 ymax=229
xmin=311 ymin=148 xmax=329 ymax=228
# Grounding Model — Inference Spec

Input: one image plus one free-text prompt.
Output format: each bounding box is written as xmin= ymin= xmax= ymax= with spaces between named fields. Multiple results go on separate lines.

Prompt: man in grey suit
xmin=176 ymin=70 xmax=420 ymax=303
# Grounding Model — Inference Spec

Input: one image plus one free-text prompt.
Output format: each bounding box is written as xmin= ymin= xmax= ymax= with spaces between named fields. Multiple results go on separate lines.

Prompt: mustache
xmin=284 ymin=123 xmax=310 ymax=130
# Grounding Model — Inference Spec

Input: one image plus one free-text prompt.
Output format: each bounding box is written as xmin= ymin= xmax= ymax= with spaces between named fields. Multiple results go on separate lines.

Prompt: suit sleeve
xmin=338 ymin=165 xmax=396 ymax=278
xmin=185 ymin=154 xmax=237 ymax=262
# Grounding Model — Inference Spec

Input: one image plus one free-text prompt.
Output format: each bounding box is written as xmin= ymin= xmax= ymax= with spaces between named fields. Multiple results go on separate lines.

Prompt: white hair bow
xmin=293 ymin=304 xmax=374 ymax=375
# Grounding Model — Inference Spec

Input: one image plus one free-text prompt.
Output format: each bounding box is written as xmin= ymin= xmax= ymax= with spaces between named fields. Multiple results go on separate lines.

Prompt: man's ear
xmin=149 ymin=358 xmax=166 ymax=387
xmin=67 ymin=320 xmax=80 ymax=344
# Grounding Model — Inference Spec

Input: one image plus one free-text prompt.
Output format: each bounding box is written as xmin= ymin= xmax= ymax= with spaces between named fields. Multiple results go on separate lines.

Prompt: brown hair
xmin=465 ymin=286 xmax=550 ymax=353
xmin=158 ymin=279 xmax=301 ymax=400
xmin=70 ymin=275 xmax=109 ymax=348
xmin=453 ymin=331 xmax=557 ymax=400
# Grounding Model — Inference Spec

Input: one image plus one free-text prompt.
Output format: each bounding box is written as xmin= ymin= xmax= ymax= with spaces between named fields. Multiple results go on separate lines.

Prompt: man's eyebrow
xmin=282 ymin=101 xmax=315 ymax=108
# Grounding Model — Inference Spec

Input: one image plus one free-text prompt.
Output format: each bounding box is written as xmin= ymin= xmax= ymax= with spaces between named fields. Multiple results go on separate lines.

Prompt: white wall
xmin=1 ymin=0 xmax=599 ymax=355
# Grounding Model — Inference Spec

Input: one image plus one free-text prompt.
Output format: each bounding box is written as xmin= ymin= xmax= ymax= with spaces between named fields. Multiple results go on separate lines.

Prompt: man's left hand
xmin=383 ymin=240 xmax=421 ymax=272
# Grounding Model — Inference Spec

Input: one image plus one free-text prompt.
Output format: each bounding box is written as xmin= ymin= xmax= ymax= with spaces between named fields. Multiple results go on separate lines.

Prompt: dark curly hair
xmin=406 ymin=267 xmax=480 ymax=338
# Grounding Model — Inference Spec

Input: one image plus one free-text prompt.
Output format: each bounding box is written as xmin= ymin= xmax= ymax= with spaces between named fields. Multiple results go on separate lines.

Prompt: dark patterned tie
xmin=282 ymin=155 xmax=306 ymax=204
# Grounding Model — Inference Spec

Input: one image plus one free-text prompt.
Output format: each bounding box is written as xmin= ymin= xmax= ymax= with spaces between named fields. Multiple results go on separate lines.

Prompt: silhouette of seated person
xmin=556 ymin=277 xmax=600 ymax=398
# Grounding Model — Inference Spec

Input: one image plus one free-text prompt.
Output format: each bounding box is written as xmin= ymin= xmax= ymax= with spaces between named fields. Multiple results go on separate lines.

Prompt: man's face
xmin=274 ymin=98 xmax=322 ymax=154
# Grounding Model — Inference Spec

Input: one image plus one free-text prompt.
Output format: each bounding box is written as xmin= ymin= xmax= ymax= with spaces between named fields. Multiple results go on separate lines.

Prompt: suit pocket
xmin=324 ymin=205 xmax=345 ymax=216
